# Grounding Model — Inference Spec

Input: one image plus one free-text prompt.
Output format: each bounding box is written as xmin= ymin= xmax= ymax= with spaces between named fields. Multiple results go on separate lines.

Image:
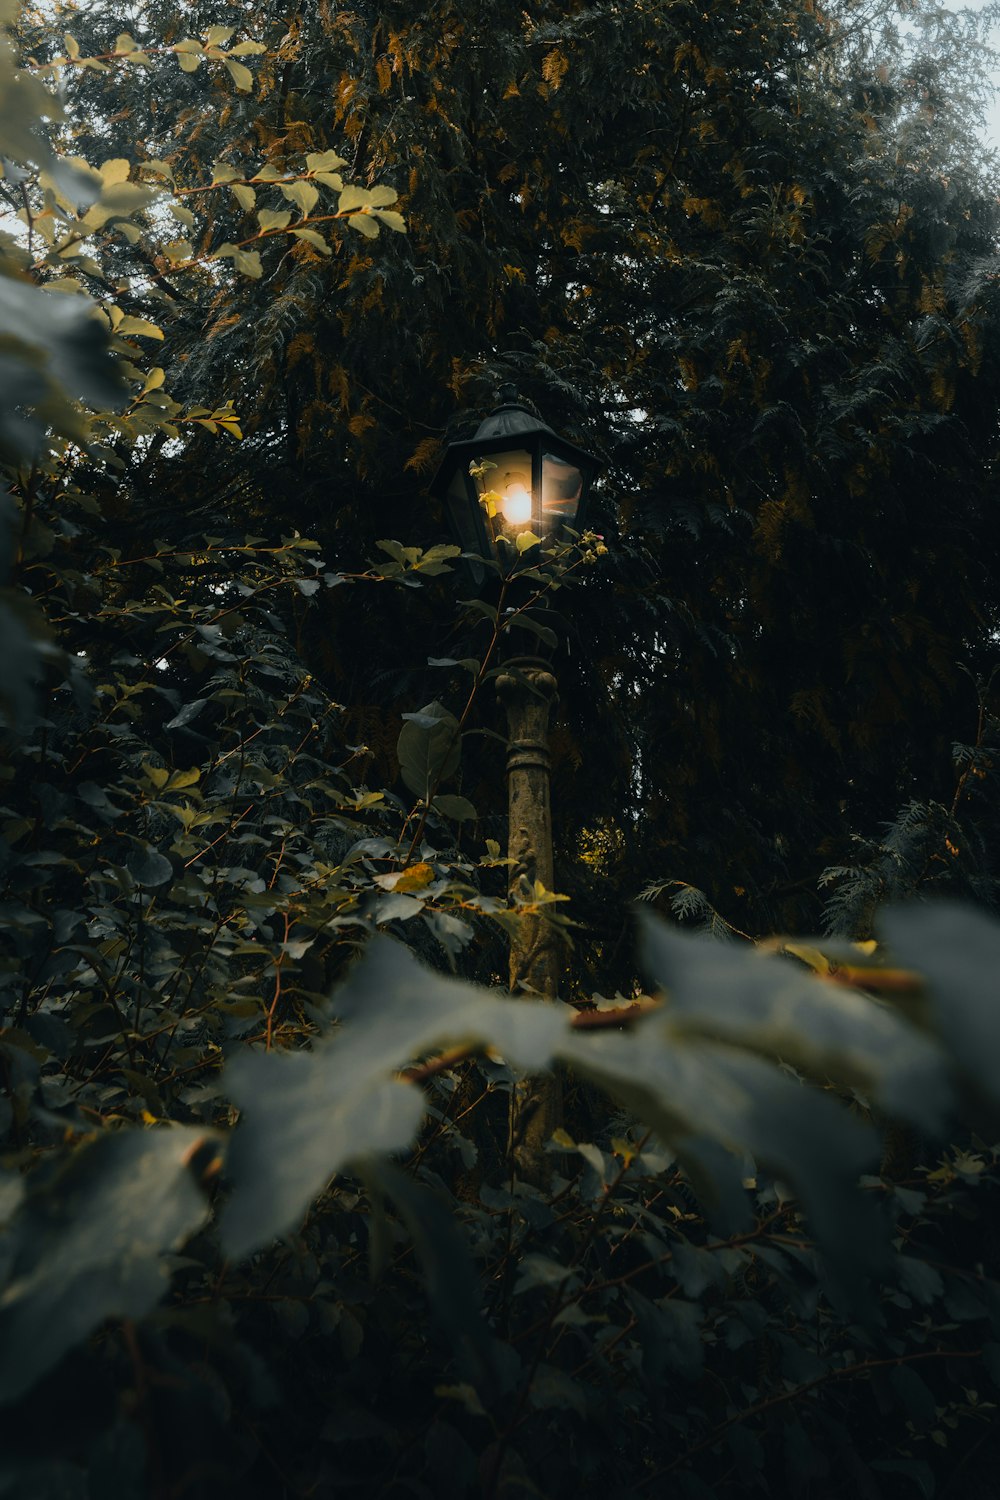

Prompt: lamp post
xmin=430 ymin=388 xmax=600 ymax=1176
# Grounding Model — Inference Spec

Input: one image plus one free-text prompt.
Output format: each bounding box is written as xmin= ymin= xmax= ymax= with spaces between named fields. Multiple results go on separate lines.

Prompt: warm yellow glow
xmin=501 ymin=483 xmax=532 ymax=526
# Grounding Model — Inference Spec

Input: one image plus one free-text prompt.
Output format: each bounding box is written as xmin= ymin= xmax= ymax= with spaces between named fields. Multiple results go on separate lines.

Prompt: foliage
xmin=3 ymin=2 xmax=1000 ymax=1498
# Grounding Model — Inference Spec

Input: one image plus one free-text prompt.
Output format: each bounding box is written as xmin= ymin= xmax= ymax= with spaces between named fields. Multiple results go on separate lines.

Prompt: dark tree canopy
xmin=3 ymin=2 xmax=1000 ymax=1496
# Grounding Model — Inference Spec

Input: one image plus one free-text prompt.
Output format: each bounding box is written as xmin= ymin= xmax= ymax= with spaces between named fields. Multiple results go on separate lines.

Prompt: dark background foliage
xmin=3 ymin=1 xmax=1000 ymax=1496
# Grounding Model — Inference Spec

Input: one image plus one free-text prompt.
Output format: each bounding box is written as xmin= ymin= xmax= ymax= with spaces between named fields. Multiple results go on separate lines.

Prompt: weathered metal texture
xmin=495 ymin=656 xmax=565 ymax=1180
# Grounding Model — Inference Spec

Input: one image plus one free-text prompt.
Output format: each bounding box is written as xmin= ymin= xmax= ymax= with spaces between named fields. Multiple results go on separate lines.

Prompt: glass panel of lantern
xmin=471 ymin=446 xmax=537 ymax=545
xmin=541 ymin=451 xmax=584 ymax=537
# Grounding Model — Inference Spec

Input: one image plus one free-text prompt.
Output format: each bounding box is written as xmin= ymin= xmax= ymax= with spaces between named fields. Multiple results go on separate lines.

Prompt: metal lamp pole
xmin=496 ymin=654 xmax=563 ymax=1179
xmin=430 ymin=390 xmax=600 ymax=1181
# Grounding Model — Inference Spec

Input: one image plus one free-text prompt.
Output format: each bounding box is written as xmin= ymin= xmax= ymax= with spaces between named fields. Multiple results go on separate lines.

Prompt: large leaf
xmin=878 ymin=901 xmax=1000 ymax=1106
xmin=0 ymin=1127 xmax=212 ymax=1402
xmin=396 ymin=700 xmax=461 ymax=800
xmin=220 ymin=938 xmax=566 ymax=1258
xmin=560 ymin=1019 xmax=881 ymax=1268
xmin=638 ymin=913 xmax=952 ymax=1129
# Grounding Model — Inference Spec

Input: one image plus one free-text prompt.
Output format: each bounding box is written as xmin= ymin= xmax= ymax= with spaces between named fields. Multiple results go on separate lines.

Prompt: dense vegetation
xmin=3 ymin=1 xmax=1000 ymax=1495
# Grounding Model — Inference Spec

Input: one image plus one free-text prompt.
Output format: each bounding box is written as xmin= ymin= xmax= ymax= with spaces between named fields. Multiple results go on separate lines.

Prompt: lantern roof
xmin=473 ymin=395 xmax=556 ymax=444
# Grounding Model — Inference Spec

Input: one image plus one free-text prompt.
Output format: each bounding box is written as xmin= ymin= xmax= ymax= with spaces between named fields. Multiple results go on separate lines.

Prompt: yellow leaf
xmin=292 ymin=227 xmax=331 ymax=255
xmin=204 ymin=25 xmax=235 ymax=46
xmin=338 ymin=184 xmax=370 ymax=214
xmin=515 ymin=529 xmax=541 ymax=552
xmin=99 ymin=158 xmax=131 ymax=186
xmin=781 ymin=942 xmax=831 ymax=976
xmin=395 ymin=862 xmax=435 ymax=893
xmin=306 ymin=150 xmax=348 ymax=173
xmin=231 ymin=183 xmax=256 ymax=211
xmin=116 ymin=316 xmax=164 ymax=340
xmin=224 ymin=57 xmax=253 ymax=92
xmin=233 ymin=249 xmax=263 ymax=278
xmin=280 ymin=181 xmax=319 ymax=217
xmin=142 ymin=366 xmax=165 ymax=393
xmin=348 ymin=212 xmax=379 ymax=239
xmin=257 ymin=209 xmax=292 ymax=231
xmin=373 ymin=209 xmax=406 ymax=233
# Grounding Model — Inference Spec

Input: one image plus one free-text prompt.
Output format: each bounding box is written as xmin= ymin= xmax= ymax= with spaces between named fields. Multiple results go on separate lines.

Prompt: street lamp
xmin=430 ymin=389 xmax=600 ymax=1178
xmin=430 ymin=383 xmax=599 ymax=580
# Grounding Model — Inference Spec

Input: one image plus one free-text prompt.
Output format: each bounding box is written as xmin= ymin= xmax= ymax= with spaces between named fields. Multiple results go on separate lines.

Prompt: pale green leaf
xmin=280 ymin=181 xmax=319 ymax=217
xmin=879 ymin=902 xmax=1000 ymax=1106
xmin=338 ymin=184 xmax=370 ymax=214
xmin=257 ymin=209 xmax=292 ymax=232
xmin=306 ymin=149 xmax=348 ymax=172
xmin=367 ymin=184 xmax=398 ymax=207
xmin=432 ymin=794 xmax=478 ymax=822
xmin=115 ymin=316 xmax=164 ymax=340
xmin=348 ymin=212 xmax=379 ymax=239
xmin=373 ymin=208 xmax=406 ymax=233
xmin=638 ymin=913 xmax=951 ymax=1129
xmin=99 ymin=158 xmax=131 ymax=186
xmin=224 ymin=57 xmax=254 ymax=92
xmin=233 ymin=249 xmax=263 ymax=278
xmin=292 ymin=228 xmax=331 ymax=255
xmin=0 ymin=1128 xmax=213 ymax=1402
xmin=231 ymin=183 xmax=256 ymax=211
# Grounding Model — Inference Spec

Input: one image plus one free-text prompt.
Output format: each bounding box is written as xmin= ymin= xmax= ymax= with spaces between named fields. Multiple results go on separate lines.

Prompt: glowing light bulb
xmin=501 ymin=483 xmax=532 ymax=527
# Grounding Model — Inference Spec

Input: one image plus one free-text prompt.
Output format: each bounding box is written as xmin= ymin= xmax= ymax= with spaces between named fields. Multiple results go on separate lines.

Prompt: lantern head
xmin=430 ymin=389 xmax=600 ymax=576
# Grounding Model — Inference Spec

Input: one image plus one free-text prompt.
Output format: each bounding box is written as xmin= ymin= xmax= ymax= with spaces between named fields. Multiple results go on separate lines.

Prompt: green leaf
xmin=890 ymin=1366 xmax=937 ymax=1426
xmin=638 ymin=913 xmax=952 ymax=1129
xmin=220 ymin=936 xmax=565 ymax=1257
xmin=0 ymin=1128 xmax=213 ymax=1402
xmin=230 ymin=183 xmax=256 ymax=211
xmin=210 ymin=161 xmax=241 ymax=184
xmin=369 ymin=1163 xmax=503 ymax=1390
xmin=397 ymin=700 xmax=461 ymax=800
xmin=115 ymin=316 xmax=164 ymax=341
xmin=126 ymin=846 xmax=173 ymax=886
xmin=878 ymin=902 xmax=1000 ymax=1105
xmin=432 ymin=794 xmax=478 ymax=823
xmin=559 ymin=1013 xmax=881 ymax=1269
